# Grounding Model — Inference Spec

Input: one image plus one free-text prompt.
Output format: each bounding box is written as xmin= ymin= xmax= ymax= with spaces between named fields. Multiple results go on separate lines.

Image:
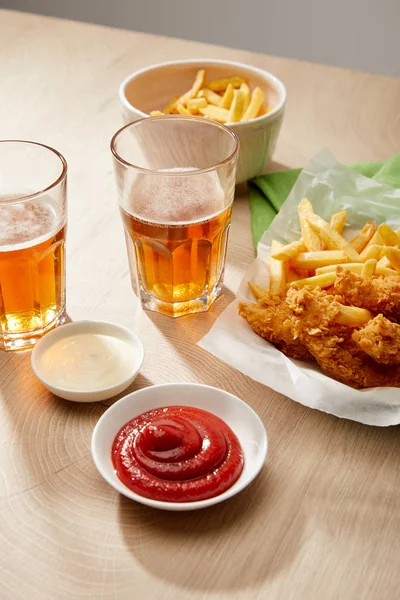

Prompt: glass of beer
xmin=0 ymin=140 xmax=67 ymax=351
xmin=111 ymin=116 xmax=239 ymax=317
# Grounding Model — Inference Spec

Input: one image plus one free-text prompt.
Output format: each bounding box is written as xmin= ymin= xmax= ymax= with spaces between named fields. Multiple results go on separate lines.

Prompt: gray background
xmin=1 ymin=0 xmax=399 ymax=77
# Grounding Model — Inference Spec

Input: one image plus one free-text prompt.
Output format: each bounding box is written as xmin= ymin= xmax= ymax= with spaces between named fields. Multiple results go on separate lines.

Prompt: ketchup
xmin=112 ymin=406 xmax=244 ymax=502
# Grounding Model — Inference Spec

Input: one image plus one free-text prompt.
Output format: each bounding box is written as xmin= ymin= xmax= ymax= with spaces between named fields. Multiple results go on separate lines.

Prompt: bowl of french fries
xmin=119 ymin=59 xmax=286 ymax=183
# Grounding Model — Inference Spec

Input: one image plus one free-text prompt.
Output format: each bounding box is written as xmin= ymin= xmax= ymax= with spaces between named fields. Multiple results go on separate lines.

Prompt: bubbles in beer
xmin=129 ymin=167 xmax=225 ymax=224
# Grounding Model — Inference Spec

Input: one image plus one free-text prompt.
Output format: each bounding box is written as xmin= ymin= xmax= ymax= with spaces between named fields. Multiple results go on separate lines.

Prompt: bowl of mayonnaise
xmin=31 ymin=321 xmax=144 ymax=402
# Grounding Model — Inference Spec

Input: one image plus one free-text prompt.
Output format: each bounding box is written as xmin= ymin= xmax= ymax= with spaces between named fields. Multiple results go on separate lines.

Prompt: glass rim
xmin=0 ymin=139 xmax=68 ymax=204
xmin=110 ymin=115 xmax=239 ymax=175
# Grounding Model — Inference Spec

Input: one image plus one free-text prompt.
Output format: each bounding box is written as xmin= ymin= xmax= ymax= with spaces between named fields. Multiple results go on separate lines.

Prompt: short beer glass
xmin=111 ymin=116 xmax=239 ymax=317
xmin=0 ymin=141 xmax=67 ymax=351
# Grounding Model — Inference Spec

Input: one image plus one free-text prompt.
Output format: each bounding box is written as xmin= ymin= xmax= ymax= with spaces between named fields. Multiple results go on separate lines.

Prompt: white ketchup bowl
xmin=31 ymin=320 xmax=144 ymax=402
xmin=91 ymin=383 xmax=268 ymax=511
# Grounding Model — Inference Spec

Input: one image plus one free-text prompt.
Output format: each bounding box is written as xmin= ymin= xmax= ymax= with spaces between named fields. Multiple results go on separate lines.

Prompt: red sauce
xmin=112 ymin=406 xmax=244 ymax=502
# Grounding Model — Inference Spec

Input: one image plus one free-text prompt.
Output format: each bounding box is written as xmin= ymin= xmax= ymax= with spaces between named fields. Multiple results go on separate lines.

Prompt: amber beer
xmin=120 ymin=169 xmax=232 ymax=315
xmin=112 ymin=116 xmax=238 ymax=316
xmin=0 ymin=197 xmax=66 ymax=349
xmin=121 ymin=205 xmax=231 ymax=307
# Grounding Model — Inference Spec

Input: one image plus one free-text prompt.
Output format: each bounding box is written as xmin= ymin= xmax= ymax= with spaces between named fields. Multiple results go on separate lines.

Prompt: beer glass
xmin=111 ymin=116 xmax=239 ymax=317
xmin=0 ymin=140 xmax=67 ymax=351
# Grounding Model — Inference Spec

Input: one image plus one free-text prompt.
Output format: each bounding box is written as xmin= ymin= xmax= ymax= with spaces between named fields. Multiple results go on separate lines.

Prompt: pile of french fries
xmin=150 ymin=69 xmax=269 ymax=124
xmin=267 ymin=198 xmax=400 ymax=326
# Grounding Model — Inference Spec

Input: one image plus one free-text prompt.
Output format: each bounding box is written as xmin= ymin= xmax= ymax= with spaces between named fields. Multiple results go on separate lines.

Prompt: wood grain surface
xmin=1 ymin=9 xmax=400 ymax=600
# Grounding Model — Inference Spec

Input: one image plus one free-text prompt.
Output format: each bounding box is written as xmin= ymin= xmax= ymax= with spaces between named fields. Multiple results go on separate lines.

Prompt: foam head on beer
xmin=128 ymin=167 xmax=226 ymax=224
xmin=0 ymin=197 xmax=57 ymax=248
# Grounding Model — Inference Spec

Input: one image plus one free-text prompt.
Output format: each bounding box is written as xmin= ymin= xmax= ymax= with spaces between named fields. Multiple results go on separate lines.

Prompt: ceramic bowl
xmin=91 ymin=382 xmax=268 ymax=511
xmin=119 ymin=58 xmax=286 ymax=184
xmin=31 ymin=320 xmax=144 ymax=402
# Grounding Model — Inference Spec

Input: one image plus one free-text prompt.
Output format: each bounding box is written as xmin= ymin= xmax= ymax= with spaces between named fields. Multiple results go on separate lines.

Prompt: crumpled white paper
xmin=199 ymin=149 xmax=400 ymax=426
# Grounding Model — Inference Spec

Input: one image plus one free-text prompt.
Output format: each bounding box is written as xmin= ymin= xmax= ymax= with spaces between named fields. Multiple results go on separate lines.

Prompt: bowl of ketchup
xmin=91 ymin=383 xmax=267 ymax=511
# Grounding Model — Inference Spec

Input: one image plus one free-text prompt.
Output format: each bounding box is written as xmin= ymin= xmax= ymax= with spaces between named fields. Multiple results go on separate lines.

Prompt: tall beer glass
xmin=111 ymin=116 xmax=239 ymax=317
xmin=0 ymin=141 xmax=67 ymax=351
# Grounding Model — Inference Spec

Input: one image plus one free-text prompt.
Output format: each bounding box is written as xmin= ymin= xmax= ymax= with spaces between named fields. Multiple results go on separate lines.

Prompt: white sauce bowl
xmin=31 ymin=321 xmax=144 ymax=402
xmin=119 ymin=59 xmax=286 ymax=184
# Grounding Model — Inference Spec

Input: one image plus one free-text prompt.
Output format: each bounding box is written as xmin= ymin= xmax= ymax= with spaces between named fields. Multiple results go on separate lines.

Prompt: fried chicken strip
xmin=353 ymin=314 xmax=400 ymax=365
xmin=238 ymin=293 xmax=311 ymax=360
xmin=286 ymin=287 xmax=400 ymax=389
xmin=334 ymin=269 xmax=400 ymax=320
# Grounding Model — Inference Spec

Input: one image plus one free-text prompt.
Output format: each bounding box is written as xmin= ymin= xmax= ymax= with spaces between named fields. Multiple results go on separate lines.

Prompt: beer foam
xmin=129 ymin=168 xmax=226 ymax=223
xmin=0 ymin=197 xmax=57 ymax=248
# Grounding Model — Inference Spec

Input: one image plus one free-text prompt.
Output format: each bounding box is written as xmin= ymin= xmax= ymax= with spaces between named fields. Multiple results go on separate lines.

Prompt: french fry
xmin=288 ymin=272 xmax=336 ymax=290
xmin=330 ymin=211 xmax=347 ymax=234
xmin=228 ymin=89 xmax=246 ymax=123
xmin=240 ymin=82 xmax=251 ymax=112
xmin=359 ymin=243 xmax=382 ymax=262
xmin=307 ymin=213 xmax=361 ymax=261
xmin=396 ymin=227 xmax=400 ymax=237
xmin=376 ymin=265 xmax=400 ymax=277
xmin=177 ymin=69 xmax=206 ymax=104
xmin=271 ymin=240 xmax=306 ymax=260
xmin=382 ymin=247 xmax=400 ymax=271
xmin=377 ymin=254 xmax=393 ymax=269
xmin=177 ymin=103 xmax=191 ymax=115
xmin=192 ymin=70 xmax=206 ymax=96
xmin=202 ymin=88 xmax=223 ymax=106
xmin=162 ymin=96 xmax=179 ymax=114
xmin=290 ymin=250 xmax=348 ymax=270
xmin=297 ymin=198 xmax=324 ymax=251
xmin=206 ymin=76 xmax=246 ymax=92
xmin=377 ymin=224 xmax=400 ymax=246
xmin=248 ymin=282 xmax=267 ymax=300
xmin=315 ymin=263 xmax=364 ymax=275
xmin=361 ymin=229 xmax=383 ymax=252
xmin=349 ymin=221 xmax=376 ymax=252
xmin=241 ymin=87 xmax=265 ymax=121
xmin=187 ymin=97 xmax=208 ymax=112
xmin=361 ymin=259 xmax=377 ymax=277
xmin=150 ymin=110 xmax=164 ymax=116
xmin=199 ymin=105 xmax=229 ymax=123
xmin=270 ymin=240 xmax=287 ymax=297
xmin=219 ymin=83 xmax=234 ymax=109
xmin=334 ymin=304 xmax=373 ymax=327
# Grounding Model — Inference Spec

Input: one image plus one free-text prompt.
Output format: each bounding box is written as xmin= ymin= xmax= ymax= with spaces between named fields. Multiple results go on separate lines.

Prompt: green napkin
xmin=250 ymin=154 xmax=400 ymax=247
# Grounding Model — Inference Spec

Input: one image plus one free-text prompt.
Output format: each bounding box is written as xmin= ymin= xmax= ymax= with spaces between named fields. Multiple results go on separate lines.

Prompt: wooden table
xmin=1 ymin=9 xmax=400 ymax=600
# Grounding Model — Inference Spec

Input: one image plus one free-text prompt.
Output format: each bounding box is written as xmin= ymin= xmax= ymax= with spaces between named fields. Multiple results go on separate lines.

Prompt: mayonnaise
xmin=37 ymin=333 xmax=137 ymax=391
